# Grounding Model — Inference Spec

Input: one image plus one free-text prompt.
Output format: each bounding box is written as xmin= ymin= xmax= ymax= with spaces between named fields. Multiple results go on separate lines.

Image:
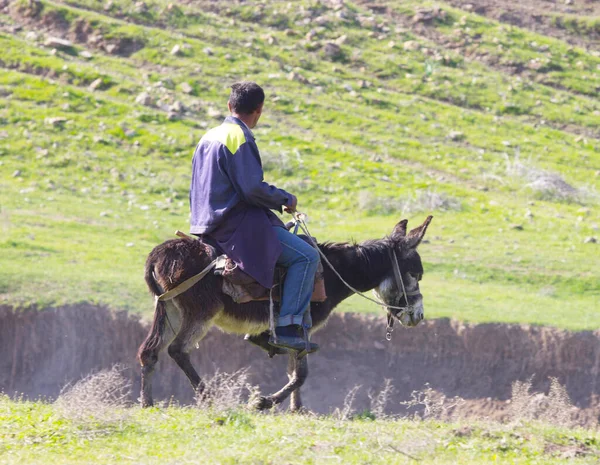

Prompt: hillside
xmin=0 ymin=0 xmax=599 ymax=328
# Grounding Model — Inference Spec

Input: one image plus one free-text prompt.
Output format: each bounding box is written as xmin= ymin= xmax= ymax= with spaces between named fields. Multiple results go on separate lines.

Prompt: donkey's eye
xmin=410 ymin=272 xmax=422 ymax=282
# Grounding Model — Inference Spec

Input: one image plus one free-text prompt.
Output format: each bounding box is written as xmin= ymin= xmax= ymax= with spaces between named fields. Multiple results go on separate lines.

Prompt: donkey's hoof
xmin=141 ymin=399 xmax=154 ymax=408
xmin=195 ymin=391 xmax=211 ymax=405
xmin=252 ymin=396 xmax=274 ymax=410
xmin=245 ymin=333 xmax=287 ymax=357
xmin=290 ymin=406 xmax=310 ymax=415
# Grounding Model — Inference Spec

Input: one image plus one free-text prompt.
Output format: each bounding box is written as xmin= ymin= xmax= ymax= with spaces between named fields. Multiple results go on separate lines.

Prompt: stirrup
xmin=296 ymin=326 xmax=316 ymax=360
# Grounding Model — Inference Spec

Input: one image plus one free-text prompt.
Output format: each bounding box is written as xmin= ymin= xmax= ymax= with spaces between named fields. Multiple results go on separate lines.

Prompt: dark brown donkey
xmin=138 ymin=216 xmax=432 ymax=410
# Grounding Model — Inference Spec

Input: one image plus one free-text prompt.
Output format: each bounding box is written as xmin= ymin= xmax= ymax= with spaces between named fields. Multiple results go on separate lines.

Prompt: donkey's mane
xmin=318 ymin=237 xmax=394 ymax=290
xmin=319 ymin=237 xmax=393 ymax=265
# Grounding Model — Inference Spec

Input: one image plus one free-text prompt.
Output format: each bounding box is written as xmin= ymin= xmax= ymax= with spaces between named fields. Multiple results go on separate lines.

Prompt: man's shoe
xmin=268 ymin=325 xmax=319 ymax=357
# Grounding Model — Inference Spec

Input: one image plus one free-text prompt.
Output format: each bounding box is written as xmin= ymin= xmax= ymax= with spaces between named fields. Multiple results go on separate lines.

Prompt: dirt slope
xmin=426 ymin=0 xmax=600 ymax=49
xmin=2 ymin=305 xmax=600 ymax=424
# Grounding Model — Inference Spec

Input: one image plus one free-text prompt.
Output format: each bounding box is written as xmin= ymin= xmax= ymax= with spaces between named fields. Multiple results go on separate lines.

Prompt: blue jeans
xmin=274 ymin=226 xmax=320 ymax=328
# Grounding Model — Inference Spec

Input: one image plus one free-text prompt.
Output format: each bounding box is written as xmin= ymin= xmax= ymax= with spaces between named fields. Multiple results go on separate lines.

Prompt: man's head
xmin=227 ymin=81 xmax=264 ymax=128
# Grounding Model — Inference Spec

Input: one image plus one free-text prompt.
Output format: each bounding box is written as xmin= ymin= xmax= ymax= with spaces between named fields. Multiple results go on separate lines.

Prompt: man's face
xmin=227 ymin=101 xmax=263 ymax=129
xmin=248 ymin=103 xmax=263 ymax=128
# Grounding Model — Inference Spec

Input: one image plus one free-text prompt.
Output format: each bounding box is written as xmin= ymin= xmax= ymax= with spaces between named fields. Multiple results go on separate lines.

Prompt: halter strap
xmin=389 ymin=248 xmax=421 ymax=301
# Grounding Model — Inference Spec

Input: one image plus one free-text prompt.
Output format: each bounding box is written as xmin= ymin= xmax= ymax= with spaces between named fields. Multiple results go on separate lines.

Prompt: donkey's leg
xmin=138 ymin=301 xmax=179 ymax=408
xmin=288 ymin=356 xmax=308 ymax=413
xmin=167 ymin=312 xmax=209 ymax=396
xmin=253 ymin=353 xmax=308 ymax=410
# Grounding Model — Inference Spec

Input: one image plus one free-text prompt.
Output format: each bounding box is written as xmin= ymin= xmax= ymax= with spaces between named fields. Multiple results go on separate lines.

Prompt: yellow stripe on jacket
xmin=201 ymin=123 xmax=247 ymax=154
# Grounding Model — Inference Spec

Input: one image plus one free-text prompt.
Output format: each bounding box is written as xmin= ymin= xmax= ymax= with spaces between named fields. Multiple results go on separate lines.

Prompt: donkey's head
xmin=373 ymin=216 xmax=432 ymax=328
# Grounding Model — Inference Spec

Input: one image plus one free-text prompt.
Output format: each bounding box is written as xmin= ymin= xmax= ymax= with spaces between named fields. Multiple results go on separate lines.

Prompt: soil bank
xmin=2 ymin=304 xmax=599 ymax=423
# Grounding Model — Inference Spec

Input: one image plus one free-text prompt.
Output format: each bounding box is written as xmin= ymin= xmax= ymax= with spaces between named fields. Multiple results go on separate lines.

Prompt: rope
xmin=268 ymin=286 xmax=276 ymax=340
xmin=292 ymin=212 xmax=416 ymax=312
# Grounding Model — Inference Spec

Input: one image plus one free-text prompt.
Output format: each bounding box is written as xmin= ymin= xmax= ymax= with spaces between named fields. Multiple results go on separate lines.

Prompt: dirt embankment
xmin=442 ymin=0 xmax=600 ymax=50
xmin=2 ymin=304 xmax=600 ymax=423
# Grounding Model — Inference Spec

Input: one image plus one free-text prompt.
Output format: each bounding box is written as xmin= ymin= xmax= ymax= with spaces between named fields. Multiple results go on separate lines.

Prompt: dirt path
xmin=2 ymin=304 xmax=600 ymax=424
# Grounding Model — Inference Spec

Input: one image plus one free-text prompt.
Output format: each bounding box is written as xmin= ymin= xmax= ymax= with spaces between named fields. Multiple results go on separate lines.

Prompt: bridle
xmin=385 ymin=247 xmax=422 ymax=340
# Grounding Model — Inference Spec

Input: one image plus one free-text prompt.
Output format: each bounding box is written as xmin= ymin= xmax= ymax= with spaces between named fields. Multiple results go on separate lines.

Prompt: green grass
xmin=550 ymin=13 xmax=600 ymax=38
xmin=2 ymin=396 xmax=600 ymax=464
xmin=0 ymin=0 xmax=598 ymax=328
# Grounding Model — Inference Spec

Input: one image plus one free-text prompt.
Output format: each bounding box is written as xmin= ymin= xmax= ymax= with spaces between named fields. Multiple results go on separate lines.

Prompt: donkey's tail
xmin=144 ymin=261 xmax=163 ymax=297
xmin=137 ymin=297 xmax=168 ymax=364
xmin=138 ymin=263 xmax=169 ymax=364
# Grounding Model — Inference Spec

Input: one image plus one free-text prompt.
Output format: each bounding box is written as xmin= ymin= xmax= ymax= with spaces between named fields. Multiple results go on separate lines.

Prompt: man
xmin=189 ymin=81 xmax=319 ymax=353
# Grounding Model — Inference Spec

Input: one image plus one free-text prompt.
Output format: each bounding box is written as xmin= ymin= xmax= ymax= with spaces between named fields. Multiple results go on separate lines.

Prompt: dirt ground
xmin=430 ymin=0 xmax=599 ymax=50
xmin=2 ymin=304 xmax=600 ymax=424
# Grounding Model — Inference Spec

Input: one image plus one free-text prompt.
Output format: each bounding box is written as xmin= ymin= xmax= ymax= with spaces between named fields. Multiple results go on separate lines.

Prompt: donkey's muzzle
xmin=395 ymin=304 xmax=424 ymax=327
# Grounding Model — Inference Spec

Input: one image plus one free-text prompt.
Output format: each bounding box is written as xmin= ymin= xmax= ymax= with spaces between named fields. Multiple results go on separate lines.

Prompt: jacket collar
xmin=225 ymin=116 xmax=254 ymax=139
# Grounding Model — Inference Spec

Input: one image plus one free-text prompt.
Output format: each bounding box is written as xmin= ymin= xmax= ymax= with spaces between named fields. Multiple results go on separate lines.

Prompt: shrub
xmin=195 ymin=369 xmax=259 ymax=414
xmin=400 ymin=383 xmax=465 ymax=421
xmin=358 ymin=189 xmax=461 ymax=215
xmin=55 ymin=364 xmax=132 ymax=424
xmin=505 ymin=152 xmax=588 ymax=203
xmin=508 ymin=377 xmax=575 ymax=426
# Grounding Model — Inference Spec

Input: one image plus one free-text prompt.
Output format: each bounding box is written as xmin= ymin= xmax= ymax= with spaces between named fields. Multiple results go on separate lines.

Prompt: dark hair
xmin=229 ymin=81 xmax=264 ymax=114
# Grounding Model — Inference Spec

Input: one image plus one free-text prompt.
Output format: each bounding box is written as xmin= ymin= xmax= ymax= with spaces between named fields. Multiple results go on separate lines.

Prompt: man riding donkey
xmin=189 ymin=81 xmax=320 ymax=355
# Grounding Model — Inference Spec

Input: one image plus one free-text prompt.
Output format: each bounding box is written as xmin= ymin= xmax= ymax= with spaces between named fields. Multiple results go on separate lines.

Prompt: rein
xmin=293 ymin=212 xmax=417 ymax=340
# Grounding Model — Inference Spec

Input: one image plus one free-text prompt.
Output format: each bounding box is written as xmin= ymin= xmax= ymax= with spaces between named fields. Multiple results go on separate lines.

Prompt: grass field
xmin=0 ymin=0 xmax=598 ymax=328
xmin=3 ymin=394 xmax=600 ymax=465
xmin=4 ymin=363 xmax=600 ymax=464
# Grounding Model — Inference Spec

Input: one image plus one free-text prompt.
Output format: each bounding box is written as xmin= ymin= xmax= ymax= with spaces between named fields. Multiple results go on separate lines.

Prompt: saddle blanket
xmin=214 ymin=235 xmax=326 ymax=304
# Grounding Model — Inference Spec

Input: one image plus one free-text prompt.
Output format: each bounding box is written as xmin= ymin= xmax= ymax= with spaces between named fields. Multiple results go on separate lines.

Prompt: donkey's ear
xmin=391 ymin=219 xmax=408 ymax=240
xmin=406 ymin=215 xmax=433 ymax=248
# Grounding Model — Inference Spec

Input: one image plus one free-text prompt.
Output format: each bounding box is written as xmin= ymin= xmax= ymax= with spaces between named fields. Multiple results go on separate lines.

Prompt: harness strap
xmin=156 ymin=259 xmax=218 ymax=302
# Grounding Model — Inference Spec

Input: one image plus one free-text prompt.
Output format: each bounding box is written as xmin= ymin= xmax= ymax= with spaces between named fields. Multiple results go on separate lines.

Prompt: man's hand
xmin=284 ymin=194 xmax=297 ymax=214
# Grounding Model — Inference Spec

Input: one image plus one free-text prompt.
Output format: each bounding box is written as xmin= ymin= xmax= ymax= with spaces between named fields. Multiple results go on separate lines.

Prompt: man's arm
xmin=224 ymin=141 xmax=294 ymax=212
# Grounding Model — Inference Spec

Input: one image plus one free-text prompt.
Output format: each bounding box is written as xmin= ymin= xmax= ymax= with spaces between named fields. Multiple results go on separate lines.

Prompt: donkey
xmin=138 ymin=216 xmax=432 ymax=410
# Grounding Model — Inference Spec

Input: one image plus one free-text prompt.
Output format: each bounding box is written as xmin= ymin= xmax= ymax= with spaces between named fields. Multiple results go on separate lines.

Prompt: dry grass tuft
xmin=333 ymin=384 xmax=362 ymax=420
xmin=368 ymin=378 xmax=395 ymax=419
xmin=195 ymin=369 xmax=259 ymax=413
xmin=358 ymin=188 xmax=461 ymax=214
xmin=55 ymin=364 xmax=132 ymax=424
xmin=508 ymin=377 xmax=576 ymax=426
xmin=261 ymin=150 xmax=295 ymax=176
xmin=402 ymin=189 xmax=462 ymax=214
xmin=400 ymin=383 xmax=465 ymax=421
xmin=333 ymin=380 xmax=396 ymax=420
xmin=505 ymin=153 xmax=593 ymax=203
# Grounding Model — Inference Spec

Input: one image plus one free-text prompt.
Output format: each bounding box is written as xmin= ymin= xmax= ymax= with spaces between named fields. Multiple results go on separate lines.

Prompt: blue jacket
xmin=189 ymin=116 xmax=292 ymax=288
